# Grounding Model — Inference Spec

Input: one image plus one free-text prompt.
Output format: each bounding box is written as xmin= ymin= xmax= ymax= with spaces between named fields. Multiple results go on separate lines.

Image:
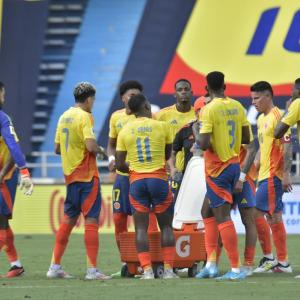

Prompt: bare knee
xmin=266 ymin=212 xmax=282 ymax=225
xmin=240 ymin=208 xmax=255 ymax=228
xmin=85 ymin=217 xmax=99 ymax=225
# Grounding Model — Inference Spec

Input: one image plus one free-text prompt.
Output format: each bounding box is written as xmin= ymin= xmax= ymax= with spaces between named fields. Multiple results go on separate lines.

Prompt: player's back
xmin=117 ymin=118 xmax=171 ymax=176
xmin=202 ymin=97 xmax=248 ymax=160
xmin=55 ymin=107 xmax=98 ymax=182
xmin=200 ymin=97 xmax=249 ymax=177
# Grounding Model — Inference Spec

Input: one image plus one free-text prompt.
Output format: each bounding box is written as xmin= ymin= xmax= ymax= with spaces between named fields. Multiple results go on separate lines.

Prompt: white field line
xmin=0 ymin=280 xmax=299 ymax=289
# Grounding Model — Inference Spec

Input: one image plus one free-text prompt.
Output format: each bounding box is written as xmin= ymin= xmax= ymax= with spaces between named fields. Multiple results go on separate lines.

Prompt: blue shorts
xmin=0 ymin=170 xmax=18 ymax=218
xmin=65 ymin=176 xmax=101 ymax=219
xmin=129 ymin=178 xmax=173 ymax=214
xmin=112 ymin=174 xmax=132 ymax=215
xmin=206 ymin=163 xmax=240 ymax=208
xmin=233 ymin=178 xmax=256 ymax=208
xmin=256 ymin=176 xmax=283 ymax=215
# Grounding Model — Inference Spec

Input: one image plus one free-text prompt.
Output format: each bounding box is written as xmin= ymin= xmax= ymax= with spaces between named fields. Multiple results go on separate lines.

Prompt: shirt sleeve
xmin=0 ymin=113 xmax=26 ymax=168
xmin=82 ymin=114 xmax=96 ymax=140
xmin=281 ymin=99 xmax=300 ymax=127
xmin=116 ymin=131 xmax=126 ymax=151
xmin=108 ymin=113 xmax=117 ymax=139
xmin=200 ymin=106 xmax=213 ymax=134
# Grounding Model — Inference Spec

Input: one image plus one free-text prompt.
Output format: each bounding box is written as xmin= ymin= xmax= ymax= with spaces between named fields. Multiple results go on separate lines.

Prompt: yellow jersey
xmin=200 ymin=97 xmax=249 ymax=177
xmin=281 ymin=98 xmax=300 ymax=142
xmin=0 ymin=137 xmax=17 ymax=180
xmin=257 ymin=106 xmax=290 ymax=181
xmin=155 ymin=104 xmax=195 ymax=171
xmin=55 ymin=107 xmax=99 ymax=184
xmin=116 ymin=117 xmax=172 ymax=182
xmin=109 ymin=108 xmax=136 ymax=139
xmin=109 ymin=108 xmax=136 ymax=176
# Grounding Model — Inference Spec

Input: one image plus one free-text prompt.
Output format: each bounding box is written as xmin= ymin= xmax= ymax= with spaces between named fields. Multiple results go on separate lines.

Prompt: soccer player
xmin=156 ymin=79 xmax=195 ymax=195
xmin=107 ymin=81 xmax=142 ymax=249
xmin=275 ymin=78 xmax=300 ymax=141
xmin=197 ymin=71 xmax=251 ymax=281
xmin=0 ymin=81 xmax=34 ymax=277
xmin=115 ymin=94 xmax=177 ymax=279
xmin=172 ymin=96 xmax=206 ymax=175
xmin=107 ymin=81 xmax=157 ymax=275
xmin=274 ymin=78 xmax=300 ymax=279
xmin=46 ymin=82 xmax=110 ymax=280
xmin=251 ymin=81 xmax=292 ymax=273
xmin=232 ymin=139 xmax=258 ymax=275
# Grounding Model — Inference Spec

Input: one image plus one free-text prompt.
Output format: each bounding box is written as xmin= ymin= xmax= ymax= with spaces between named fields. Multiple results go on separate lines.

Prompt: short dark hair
xmin=0 ymin=81 xmax=4 ymax=91
xmin=119 ymin=80 xmax=143 ymax=97
xmin=205 ymin=92 xmax=210 ymax=97
xmin=128 ymin=94 xmax=147 ymax=114
xmin=73 ymin=82 xmax=96 ymax=103
xmin=206 ymin=71 xmax=224 ymax=91
xmin=250 ymin=81 xmax=273 ymax=97
xmin=295 ymin=78 xmax=300 ymax=85
xmin=174 ymin=78 xmax=191 ymax=89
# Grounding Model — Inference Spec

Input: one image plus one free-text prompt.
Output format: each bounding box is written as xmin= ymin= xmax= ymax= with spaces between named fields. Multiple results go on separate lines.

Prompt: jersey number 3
xmin=227 ymin=120 xmax=236 ymax=148
xmin=136 ymin=137 xmax=152 ymax=162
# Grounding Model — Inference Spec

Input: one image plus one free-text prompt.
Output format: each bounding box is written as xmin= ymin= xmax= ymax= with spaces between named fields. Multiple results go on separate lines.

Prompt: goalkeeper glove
xmin=19 ymin=168 xmax=34 ymax=196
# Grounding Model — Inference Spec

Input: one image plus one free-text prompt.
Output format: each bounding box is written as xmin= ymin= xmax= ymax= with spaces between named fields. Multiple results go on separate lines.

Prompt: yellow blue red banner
xmin=161 ymin=0 xmax=300 ymax=96
xmin=10 ymin=185 xmax=134 ymax=234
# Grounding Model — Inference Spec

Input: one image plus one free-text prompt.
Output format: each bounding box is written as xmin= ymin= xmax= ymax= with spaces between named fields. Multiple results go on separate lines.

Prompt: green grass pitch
xmin=0 ymin=234 xmax=300 ymax=300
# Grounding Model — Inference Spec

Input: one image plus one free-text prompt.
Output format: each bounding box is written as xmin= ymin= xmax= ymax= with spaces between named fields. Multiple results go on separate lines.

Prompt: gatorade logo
xmin=176 ymin=235 xmax=191 ymax=258
xmin=161 ymin=0 xmax=300 ymax=97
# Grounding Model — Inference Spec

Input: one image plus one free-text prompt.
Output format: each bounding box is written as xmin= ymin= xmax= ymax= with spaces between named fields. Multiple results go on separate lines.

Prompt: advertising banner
xmin=10 ymin=184 xmax=300 ymax=234
xmin=10 ymin=184 xmax=134 ymax=234
xmin=232 ymin=185 xmax=300 ymax=234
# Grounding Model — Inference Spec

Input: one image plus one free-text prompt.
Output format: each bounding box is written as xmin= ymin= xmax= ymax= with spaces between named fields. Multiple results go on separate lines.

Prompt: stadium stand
xmin=33 ymin=0 xmax=146 ymax=178
xmin=31 ymin=0 xmax=88 ymax=149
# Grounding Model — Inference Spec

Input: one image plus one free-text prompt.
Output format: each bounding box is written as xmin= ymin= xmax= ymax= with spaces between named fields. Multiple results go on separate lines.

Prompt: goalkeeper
xmin=0 ymin=81 xmax=34 ymax=277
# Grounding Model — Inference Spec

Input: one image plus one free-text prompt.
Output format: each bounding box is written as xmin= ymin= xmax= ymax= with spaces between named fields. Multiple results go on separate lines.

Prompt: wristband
xmin=20 ymin=168 xmax=30 ymax=177
xmin=239 ymin=172 xmax=246 ymax=182
xmin=108 ymin=155 xmax=115 ymax=163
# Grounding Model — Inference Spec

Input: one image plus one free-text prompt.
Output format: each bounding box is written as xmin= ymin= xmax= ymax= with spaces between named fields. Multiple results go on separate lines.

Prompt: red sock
xmin=244 ymin=246 xmax=256 ymax=266
xmin=218 ymin=221 xmax=240 ymax=268
xmin=203 ymin=217 xmax=219 ymax=263
xmin=162 ymin=246 xmax=175 ymax=268
xmin=138 ymin=252 xmax=152 ymax=269
xmin=255 ymin=217 xmax=272 ymax=255
xmin=270 ymin=221 xmax=287 ymax=262
xmin=51 ymin=223 xmax=73 ymax=264
xmin=5 ymin=227 xmax=18 ymax=262
xmin=148 ymin=212 xmax=158 ymax=232
xmin=113 ymin=213 xmax=128 ymax=250
xmin=84 ymin=223 xmax=99 ymax=268
xmin=0 ymin=229 xmax=7 ymax=251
